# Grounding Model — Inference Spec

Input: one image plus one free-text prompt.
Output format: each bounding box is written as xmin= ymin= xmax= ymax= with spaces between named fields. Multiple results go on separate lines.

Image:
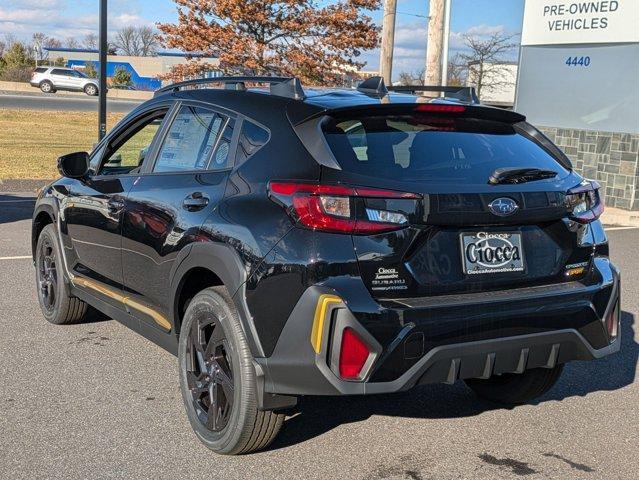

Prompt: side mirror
xmin=57 ymin=152 xmax=89 ymax=178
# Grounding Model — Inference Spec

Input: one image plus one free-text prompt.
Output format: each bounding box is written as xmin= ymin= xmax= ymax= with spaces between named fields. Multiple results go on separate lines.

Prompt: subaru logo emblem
xmin=488 ymin=198 xmax=519 ymax=216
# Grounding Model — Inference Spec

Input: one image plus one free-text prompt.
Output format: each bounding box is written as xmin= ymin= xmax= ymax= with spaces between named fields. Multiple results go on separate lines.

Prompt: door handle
xmin=183 ymin=192 xmax=210 ymax=211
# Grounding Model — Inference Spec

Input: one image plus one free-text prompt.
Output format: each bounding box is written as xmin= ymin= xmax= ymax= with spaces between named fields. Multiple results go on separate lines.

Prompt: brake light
xmin=566 ymin=180 xmax=604 ymax=224
xmin=339 ymin=328 xmax=370 ymax=380
xmin=268 ymin=182 xmax=421 ymax=234
xmin=415 ymin=104 xmax=466 ymax=113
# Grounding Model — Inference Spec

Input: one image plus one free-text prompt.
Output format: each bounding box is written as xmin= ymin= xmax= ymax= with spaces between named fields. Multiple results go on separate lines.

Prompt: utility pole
xmin=379 ymin=0 xmax=398 ymax=86
xmin=425 ymin=0 xmax=445 ymax=86
xmin=441 ymin=0 xmax=452 ymax=86
xmin=98 ymin=0 xmax=108 ymax=141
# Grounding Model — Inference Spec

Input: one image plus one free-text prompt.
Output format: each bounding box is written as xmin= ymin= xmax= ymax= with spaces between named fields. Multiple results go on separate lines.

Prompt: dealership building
xmin=515 ymin=0 xmax=639 ymax=210
xmin=43 ymin=47 xmax=220 ymax=91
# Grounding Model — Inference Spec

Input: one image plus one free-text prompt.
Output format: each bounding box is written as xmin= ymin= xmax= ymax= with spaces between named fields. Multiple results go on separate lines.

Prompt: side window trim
xmin=145 ymin=101 xmax=238 ymax=175
xmin=91 ymin=102 xmax=177 ymax=178
xmin=233 ymin=115 xmax=272 ymax=168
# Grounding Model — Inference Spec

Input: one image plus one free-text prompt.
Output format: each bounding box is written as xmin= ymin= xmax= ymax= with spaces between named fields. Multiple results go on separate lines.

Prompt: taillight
xmin=268 ymin=182 xmax=421 ymax=234
xmin=605 ymin=300 xmax=620 ymax=340
xmin=415 ymin=104 xmax=466 ymax=113
xmin=566 ymin=180 xmax=604 ymax=223
xmin=339 ymin=328 xmax=370 ymax=380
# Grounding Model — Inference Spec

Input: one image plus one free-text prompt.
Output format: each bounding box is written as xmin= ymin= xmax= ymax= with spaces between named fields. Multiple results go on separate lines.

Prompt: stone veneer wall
xmin=538 ymin=126 xmax=639 ymax=210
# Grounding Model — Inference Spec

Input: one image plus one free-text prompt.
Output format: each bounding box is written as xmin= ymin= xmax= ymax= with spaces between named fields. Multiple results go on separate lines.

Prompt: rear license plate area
xmin=461 ymin=232 xmax=525 ymax=275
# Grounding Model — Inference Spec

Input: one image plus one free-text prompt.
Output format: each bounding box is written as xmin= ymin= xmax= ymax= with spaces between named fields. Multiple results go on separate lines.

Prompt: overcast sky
xmin=0 ymin=0 xmax=524 ymax=75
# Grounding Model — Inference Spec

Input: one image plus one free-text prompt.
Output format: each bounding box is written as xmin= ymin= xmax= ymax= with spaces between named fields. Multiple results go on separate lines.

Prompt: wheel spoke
xmin=206 ymin=384 xmax=219 ymax=430
xmin=183 ymin=310 xmax=234 ymax=432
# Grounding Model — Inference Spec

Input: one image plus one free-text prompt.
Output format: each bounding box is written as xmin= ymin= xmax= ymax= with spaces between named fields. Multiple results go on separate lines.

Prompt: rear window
xmin=322 ymin=114 xmax=569 ymax=183
xmin=34 ymin=67 xmax=48 ymax=74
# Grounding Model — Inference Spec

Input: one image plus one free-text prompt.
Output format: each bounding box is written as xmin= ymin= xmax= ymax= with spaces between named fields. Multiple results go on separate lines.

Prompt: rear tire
xmin=40 ymin=81 xmax=55 ymax=94
xmin=35 ymin=224 xmax=88 ymax=325
xmin=465 ymin=365 xmax=564 ymax=405
xmin=178 ymin=286 xmax=284 ymax=454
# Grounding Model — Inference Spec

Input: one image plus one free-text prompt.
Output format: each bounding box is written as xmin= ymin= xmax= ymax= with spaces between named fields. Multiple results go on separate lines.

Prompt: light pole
xmin=98 ymin=0 xmax=108 ymax=141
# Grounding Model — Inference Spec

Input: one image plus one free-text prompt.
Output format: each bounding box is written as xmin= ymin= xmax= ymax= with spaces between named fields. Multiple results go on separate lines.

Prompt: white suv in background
xmin=30 ymin=67 xmax=100 ymax=96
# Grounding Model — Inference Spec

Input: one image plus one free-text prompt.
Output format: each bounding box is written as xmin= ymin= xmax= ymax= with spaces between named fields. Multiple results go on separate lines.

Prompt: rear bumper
xmin=259 ymin=257 xmax=620 ymax=397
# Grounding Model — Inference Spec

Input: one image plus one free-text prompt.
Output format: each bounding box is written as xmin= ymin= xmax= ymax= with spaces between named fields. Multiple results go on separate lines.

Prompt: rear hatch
xmin=317 ymin=104 xmax=601 ymax=299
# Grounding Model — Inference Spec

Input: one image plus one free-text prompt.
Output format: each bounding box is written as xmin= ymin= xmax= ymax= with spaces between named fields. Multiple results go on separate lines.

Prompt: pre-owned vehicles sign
xmin=521 ymin=0 xmax=639 ymax=45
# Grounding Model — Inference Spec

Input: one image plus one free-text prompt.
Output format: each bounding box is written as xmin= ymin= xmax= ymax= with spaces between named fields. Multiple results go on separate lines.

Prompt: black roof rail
xmin=388 ymin=85 xmax=480 ymax=104
xmin=357 ymin=76 xmax=388 ymax=96
xmin=154 ymin=76 xmax=306 ymax=100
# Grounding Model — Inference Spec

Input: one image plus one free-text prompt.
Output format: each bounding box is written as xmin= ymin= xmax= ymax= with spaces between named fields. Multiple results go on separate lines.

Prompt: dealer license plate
xmin=461 ymin=232 xmax=525 ymax=275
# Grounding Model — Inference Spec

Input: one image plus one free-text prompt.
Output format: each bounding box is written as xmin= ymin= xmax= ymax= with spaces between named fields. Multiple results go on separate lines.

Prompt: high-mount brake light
xmin=566 ymin=180 xmax=604 ymax=224
xmin=415 ymin=104 xmax=466 ymax=113
xmin=268 ymin=182 xmax=421 ymax=234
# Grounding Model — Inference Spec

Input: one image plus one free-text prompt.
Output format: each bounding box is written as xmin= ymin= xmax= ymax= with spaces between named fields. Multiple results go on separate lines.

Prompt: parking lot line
xmin=0 ymin=256 xmax=31 ymax=261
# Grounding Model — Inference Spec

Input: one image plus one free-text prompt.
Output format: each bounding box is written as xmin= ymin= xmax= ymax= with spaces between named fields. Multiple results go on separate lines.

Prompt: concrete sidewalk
xmin=601 ymin=206 xmax=639 ymax=227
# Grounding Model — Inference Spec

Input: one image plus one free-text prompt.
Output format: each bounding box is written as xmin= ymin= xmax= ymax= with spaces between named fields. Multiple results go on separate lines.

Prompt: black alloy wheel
xmin=35 ymin=224 xmax=87 ymax=324
xmin=185 ymin=312 xmax=235 ymax=432
xmin=38 ymin=238 xmax=58 ymax=313
xmin=178 ymin=287 xmax=285 ymax=454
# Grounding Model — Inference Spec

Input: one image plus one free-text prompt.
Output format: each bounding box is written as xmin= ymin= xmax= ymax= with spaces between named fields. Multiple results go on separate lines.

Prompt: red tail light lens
xmin=415 ymin=104 xmax=466 ymax=113
xmin=269 ymin=182 xmax=421 ymax=234
xmin=339 ymin=328 xmax=370 ymax=380
xmin=566 ymin=180 xmax=604 ymax=224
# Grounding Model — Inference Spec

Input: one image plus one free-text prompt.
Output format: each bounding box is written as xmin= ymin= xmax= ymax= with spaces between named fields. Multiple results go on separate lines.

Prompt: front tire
xmin=178 ymin=287 xmax=284 ymax=454
xmin=465 ymin=365 xmax=564 ymax=405
xmin=84 ymin=84 xmax=98 ymax=96
xmin=35 ymin=224 xmax=88 ymax=325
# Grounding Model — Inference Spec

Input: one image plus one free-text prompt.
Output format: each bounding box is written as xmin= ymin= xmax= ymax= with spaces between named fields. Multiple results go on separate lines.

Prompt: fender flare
xmin=32 ymin=201 xmax=57 ymax=258
xmin=168 ymin=242 xmax=265 ymax=357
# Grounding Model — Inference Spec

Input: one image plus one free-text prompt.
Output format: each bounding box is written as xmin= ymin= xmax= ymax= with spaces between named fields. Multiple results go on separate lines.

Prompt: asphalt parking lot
xmin=0 ymin=192 xmax=637 ymax=480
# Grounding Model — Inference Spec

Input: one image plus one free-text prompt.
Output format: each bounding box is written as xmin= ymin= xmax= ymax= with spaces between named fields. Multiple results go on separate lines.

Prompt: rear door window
xmin=323 ymin=114 xmax=569 ymax=184
xmin=153 ymin=105 xmax=232 ymax=173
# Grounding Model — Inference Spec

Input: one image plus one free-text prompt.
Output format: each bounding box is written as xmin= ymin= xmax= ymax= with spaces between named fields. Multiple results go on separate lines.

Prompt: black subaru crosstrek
xmin=32 ymin=76 xmax=620 ymax=454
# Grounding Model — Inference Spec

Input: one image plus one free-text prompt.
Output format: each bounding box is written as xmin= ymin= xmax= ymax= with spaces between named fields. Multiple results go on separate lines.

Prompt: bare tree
xmin=459 ymin=32 xmax=518 ymax=99
xmin=114 ymin=26 xmax=159 ymax=56
xmin=447 ymin=53 xmax=467 ymax=86
xmin=65 ymin=37 xmax=81 ymax=49
xmin=83 ymin=33 xmax=98 ymax=50
xmin=31 ymin=33 xmax=61 ymax=64
xmin=397 ymin=69 xmax=425 ymax=86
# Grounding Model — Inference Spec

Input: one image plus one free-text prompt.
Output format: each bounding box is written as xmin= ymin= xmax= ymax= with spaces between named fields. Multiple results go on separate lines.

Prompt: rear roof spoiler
xmin=316 ymin=103 xmax=526 ymax=124
xmin=388 ymin=85 xmax=480 ymax=105
xmin=357 ymin=76 xmax=481 ymax=105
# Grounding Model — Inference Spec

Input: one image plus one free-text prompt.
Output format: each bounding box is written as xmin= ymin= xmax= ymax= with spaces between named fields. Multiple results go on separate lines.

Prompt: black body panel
xmin=32 ymin=83 xmax=620 ymax=406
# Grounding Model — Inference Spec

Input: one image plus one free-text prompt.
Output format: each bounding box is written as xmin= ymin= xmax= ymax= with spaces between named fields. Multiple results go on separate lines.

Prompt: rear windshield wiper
xmin=488 ymin=167 xmax=558 ymax=185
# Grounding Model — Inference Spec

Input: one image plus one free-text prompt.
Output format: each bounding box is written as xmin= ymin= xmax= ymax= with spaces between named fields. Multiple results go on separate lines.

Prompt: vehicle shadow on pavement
xmin=269 ymin=311 xmax=637 ymax=451
xmin=0 ymin=194 xmax=36 ymax=224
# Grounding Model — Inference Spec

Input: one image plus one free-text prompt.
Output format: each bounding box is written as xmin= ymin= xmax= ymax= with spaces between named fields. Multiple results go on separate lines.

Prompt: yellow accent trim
xmin=73 ymin=276 xmax=171 ymax=331
xmin=566 ymin=267 xmax=586 ymax=277
xmin=310 ymin=295 xmax=342 ymax=354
